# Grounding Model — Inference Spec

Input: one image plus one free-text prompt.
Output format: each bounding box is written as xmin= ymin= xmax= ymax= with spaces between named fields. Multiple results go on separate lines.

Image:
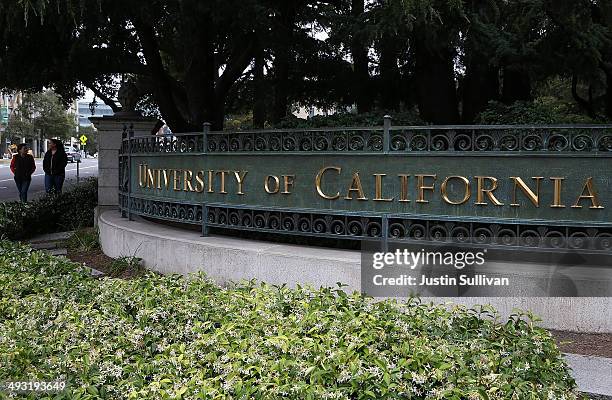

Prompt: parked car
xmin=64 ymin=147 xmax=82 ymax=163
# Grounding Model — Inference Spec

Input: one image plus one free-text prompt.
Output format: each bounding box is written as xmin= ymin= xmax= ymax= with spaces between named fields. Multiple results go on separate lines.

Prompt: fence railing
xmin=118 ymin=120 xmax=612 ymax=253
xmin=121 ymin=118 xmax=612 ymax=155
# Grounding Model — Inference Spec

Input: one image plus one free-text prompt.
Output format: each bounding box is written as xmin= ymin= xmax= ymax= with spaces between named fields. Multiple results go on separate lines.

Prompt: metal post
xmin=381 ymin=214 xmax=389 ymax=253
xmin=76 ymin=158 xmax=80 ymax=183
xmin=120 ymin=124 xmax=127 ymax=217
xmin=383 ymin=115 xmax=391 ymax=154
xmin=127 ymin=123 xmax=134 ymax=221
xmin=201 ymin=204 xmax=209 ymax=236
xmin=203 ymin=122 xmax=211 ymax=153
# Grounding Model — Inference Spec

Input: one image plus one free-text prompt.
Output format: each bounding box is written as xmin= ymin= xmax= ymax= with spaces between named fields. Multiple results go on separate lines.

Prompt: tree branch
xmin=84 ymin=83 xmax=121 ymax=113
xmin=215 ymin=35 xmax=257 ymax=101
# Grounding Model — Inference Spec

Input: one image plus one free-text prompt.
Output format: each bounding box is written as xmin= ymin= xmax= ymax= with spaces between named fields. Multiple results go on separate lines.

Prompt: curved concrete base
xmin=99 ymin=210 xmax=612 ymax=333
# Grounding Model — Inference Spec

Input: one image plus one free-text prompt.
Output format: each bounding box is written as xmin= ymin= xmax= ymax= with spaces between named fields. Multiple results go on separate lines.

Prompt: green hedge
xmin=225 ymin=110 xmax=424 ymax=130
xmin=475 ymin=98 xmax=598 ymax=125
xmin=0 ymin=241 xmax=579 ymax=399
xmin=0 ymin=178 xmax=97 ymax=241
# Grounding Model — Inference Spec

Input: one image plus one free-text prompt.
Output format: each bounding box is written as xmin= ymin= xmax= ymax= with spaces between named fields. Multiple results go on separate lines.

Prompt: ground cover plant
xmin=0 ymin=240 xmax=580 ymax=399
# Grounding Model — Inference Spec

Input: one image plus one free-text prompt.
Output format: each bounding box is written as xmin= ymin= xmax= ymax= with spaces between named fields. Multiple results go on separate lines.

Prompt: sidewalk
xmin=564 ymin=353 xmax=612 ymax=398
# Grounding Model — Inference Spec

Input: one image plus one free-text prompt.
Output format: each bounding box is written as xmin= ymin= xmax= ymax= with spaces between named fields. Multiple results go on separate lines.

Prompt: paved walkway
xmin=564 ymin=353 xmax=612 ymax=398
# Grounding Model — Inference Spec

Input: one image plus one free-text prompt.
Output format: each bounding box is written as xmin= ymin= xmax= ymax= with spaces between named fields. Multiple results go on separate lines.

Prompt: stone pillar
xmin=32 ymin=139 xmax=39 ymax=157
xmin=89 ymin=113 xmax=158 ymax=209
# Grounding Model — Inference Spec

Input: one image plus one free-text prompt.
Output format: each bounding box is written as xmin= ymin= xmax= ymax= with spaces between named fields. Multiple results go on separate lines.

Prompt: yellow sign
xmin=79 ymin=135 xmax=88 ymax=145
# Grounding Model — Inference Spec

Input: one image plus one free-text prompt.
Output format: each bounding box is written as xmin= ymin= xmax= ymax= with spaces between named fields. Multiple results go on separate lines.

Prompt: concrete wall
xmin=99 ymin=210 xmax=612 ymax=333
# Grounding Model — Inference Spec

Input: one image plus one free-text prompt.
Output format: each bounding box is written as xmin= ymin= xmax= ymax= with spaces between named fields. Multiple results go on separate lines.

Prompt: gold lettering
xmin=265 ymin=175 xmax=280 ymax=194
xmin=373 ymin=174 xmax=394 ymax=202
xmin=315 ymin=166 xmax=341 ymax=200
xmin=416 ymin=174 xmax=436 ymax=203
xmin=550 ymin=177 xmax=565 ymax=208
xmin=510 ymin=177 xmax=542 ymax=207
xmin=155 ymin=169 xmax=162 ymax=190
xmin=345 ymin=172 xmax=367 ymax=200
xmin=138 ymin=164 xmax=147 ymax=188
xmin=207 ymin=170 xmax=214 ymax=193
xmin=233 ymin=171 xmax=248 ymax=195
xmin=217 ymin=171 xmax=229 ymax=194
xmin=282 ymin=175 xmax=295 ymax=194
xmin=475 ymin=176 xmax=504 ymax=206
xmin=195 ymin=171 xmax=205 ymax=193
xmin=183 ymin=170 xmax=195 ymax=192
xmin=441 ymin=176 xmax=470 ymax=205
xmin=572 ymin=177 xmax=604 ymax=209
xmin=162 ymin=169 xmax=171 ymax=189
xmin=398 ymin=174 xmax=410 ymax=202
xmin=173 ymin=169 xmax=181 ymax=191
xmin=147 ymin=168 xmax=156 ymax=189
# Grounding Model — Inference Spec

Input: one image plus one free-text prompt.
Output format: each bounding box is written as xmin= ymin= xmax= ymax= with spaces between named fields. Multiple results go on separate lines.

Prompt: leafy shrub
xmin=275 ymin=110 xmax=424 ymax=129
xmin=0 ymin=240 xmax=580 ymax=399
xmin=475 ymin=97 xmax=599 ymax=125
xmin=0 ymin=178 xmax=97 ymax=241
xmin=224 ymin=110 xmax=424 ymax=131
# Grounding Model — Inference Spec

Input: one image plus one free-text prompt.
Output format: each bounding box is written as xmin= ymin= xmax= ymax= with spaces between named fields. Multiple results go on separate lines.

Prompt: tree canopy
xmin=5 ymin=91 xmax=76 ymax=142
xmin=1 ymin=0 xmax=611 ymax=132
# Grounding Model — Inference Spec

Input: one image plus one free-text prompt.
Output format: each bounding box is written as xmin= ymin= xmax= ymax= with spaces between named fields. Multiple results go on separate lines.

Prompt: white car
xmin=65 ymin=147 xmax=82 ymax=163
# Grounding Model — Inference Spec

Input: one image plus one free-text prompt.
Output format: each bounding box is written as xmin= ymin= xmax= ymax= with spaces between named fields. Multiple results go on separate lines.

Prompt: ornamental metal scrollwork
xmin=119 ymin=125 xmax=612 ymax=154
xmin=117 ymin=196 xmax=612 ymax=253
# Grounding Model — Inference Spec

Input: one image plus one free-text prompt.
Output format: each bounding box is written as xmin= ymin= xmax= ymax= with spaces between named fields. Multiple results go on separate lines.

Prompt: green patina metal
xmin=118 ymin=122 xmax=612 ymax=252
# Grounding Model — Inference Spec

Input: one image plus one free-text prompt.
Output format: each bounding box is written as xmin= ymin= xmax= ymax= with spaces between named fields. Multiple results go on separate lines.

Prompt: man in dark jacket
xmin=42 ymin=139 xmax=68 ymax=194
xmin=10 ymin=143 xmax=36 ymax=202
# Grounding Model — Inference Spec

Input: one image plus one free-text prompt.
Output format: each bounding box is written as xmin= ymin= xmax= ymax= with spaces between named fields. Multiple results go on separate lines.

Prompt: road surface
xmin=0 ymin=158 xmax=98 ymax=202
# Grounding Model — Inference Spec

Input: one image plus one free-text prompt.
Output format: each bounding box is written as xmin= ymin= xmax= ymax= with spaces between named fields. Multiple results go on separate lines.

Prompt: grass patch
xmin=109 ymin=256 xmax=145 ymax=278
xmin=65 ymin=228 xmax=100 ymax=252
xmin=0 ymin=240 xmax=580 ymax=399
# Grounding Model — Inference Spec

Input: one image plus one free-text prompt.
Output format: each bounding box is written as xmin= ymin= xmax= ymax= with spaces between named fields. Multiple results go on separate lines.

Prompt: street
xmin=0 ymin=158 xmax=98 ymax=202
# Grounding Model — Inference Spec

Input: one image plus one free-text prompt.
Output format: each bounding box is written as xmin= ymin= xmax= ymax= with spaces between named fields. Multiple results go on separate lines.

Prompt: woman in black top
xmin=10 ymin=143 xmax=36 ymax=202
xmin=42 ymin=139 xmax=68 ymax=194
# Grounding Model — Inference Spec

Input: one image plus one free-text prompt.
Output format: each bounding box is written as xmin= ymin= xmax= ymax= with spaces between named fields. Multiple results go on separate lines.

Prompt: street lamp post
xmin=89 ymin=96 xmax=98 ymax=116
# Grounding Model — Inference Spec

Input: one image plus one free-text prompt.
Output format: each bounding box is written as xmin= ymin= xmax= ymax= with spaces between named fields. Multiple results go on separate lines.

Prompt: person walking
xmin=43 ymin=139 xmax=68 ymax=194
xmin=10 ymin=143 xmax=36 ymax=202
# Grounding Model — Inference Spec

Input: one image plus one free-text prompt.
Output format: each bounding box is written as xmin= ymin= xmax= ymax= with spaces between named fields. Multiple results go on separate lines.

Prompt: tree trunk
xmin=179 ymin=3 xmax=216 ymax=131
xmin=413 ymin=41 xmax=459 ymax=124
xmin=272 ymin=2 xmax=296 ymax=123
xmin=253 ymin=43 xmax=266 ymax=128
xmin=351 ymin=0 xmax=372 ymax=113
xmin=379 ymin=33 xmax=401 ymax=112
xmin=604 ymin=67 xmax=612 ymax=120
xmin=501 ymin=68 xmax=531 ymax=103
xmin=133 ymin=18 xmax=193 ymax=132
xmin=462 ymin=63 xmax=499 ymax=122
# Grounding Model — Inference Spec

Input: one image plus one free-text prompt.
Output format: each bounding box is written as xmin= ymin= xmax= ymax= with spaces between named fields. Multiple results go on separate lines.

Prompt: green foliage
xmin=0 ymin=240 xmax=580 ymax=399
xmin=274 ymin=111 xmax=424 ymax=129
xmin=5 ymin=91 xmax=76 ymax=141
xmin=475 ymin=98 xmax=599 ymax=125
xmin=0 ymin=178 xmax=97 ymax=241
xmin=2 ymin=0 xmax=612 ymax=127
xmin=109 ymin=256 xmax=144 ymax=277
xmin=65 ymin=228 xmax=100 ymax=252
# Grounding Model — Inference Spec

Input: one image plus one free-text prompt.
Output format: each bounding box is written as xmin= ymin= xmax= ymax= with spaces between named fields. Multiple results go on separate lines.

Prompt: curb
xmin=564 ymin=353 xmax=612 ymax=398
